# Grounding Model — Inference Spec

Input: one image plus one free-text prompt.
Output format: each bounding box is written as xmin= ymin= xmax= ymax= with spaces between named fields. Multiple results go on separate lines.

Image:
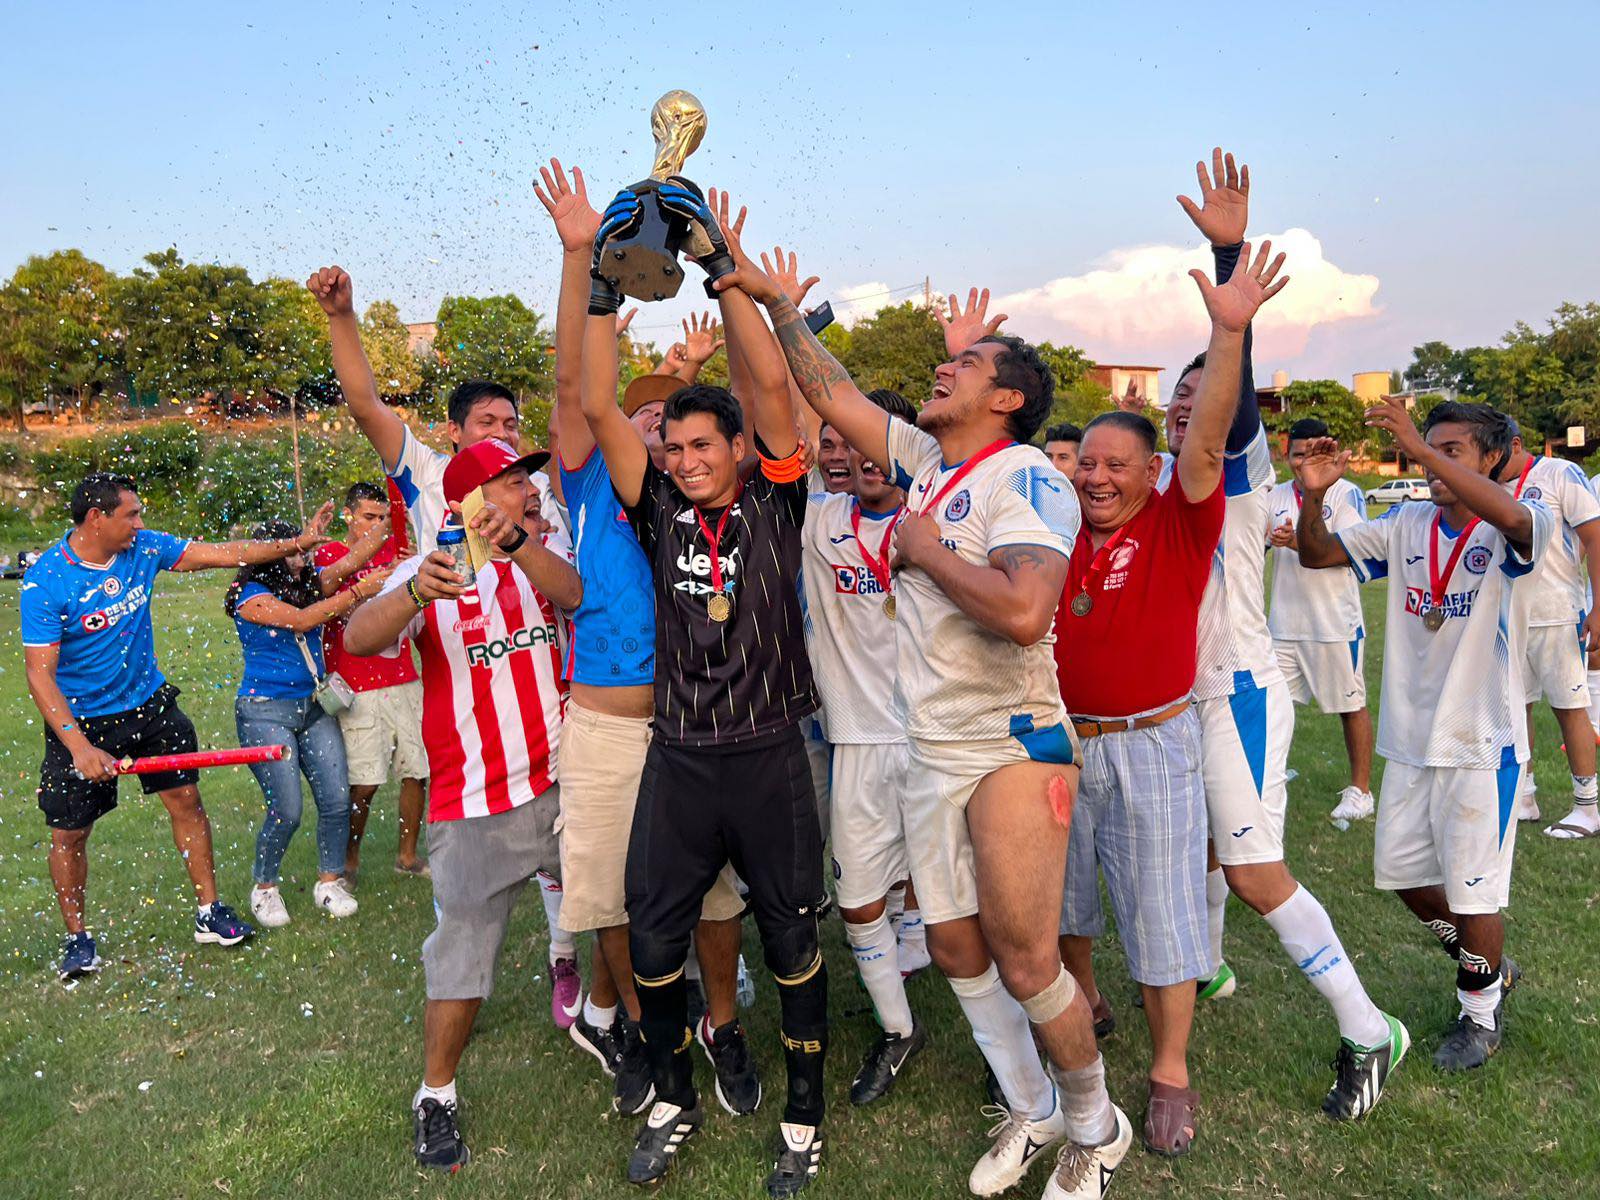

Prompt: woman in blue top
xmin=226 ymin=516 xmax=390 ymax=927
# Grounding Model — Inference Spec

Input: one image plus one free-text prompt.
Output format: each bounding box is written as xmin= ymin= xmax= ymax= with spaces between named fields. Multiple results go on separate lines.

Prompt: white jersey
xmin=1268 ymin=477 xmax=1366 ymax=642
xmin=1337 ymin=499 xmax=1552 ymax=769
xmin=1158 ymin=423 xmax=1281 ymax=700
xmin=801 ymin=492 xmax=906 ymax=744
xmin=1502 ymin=455 xmax=1600 ymax=627
xmin=388 ymin=426 xmax=569 ymax=555
xmin=886 ymin=420 xmax=1080 ymax=742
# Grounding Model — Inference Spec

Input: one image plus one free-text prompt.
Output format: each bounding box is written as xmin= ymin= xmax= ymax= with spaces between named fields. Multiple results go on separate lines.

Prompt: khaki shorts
xmin=337 ymin=680 xmax=426 ymax=787
xmin=556 ymin=700 xmax=743 ymax=932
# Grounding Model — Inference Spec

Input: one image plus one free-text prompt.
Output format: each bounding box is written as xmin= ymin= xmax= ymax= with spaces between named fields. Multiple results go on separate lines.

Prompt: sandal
xmin=1543 ymin=821 xmax=1600 ymax=840
xmin=1143 ymin=1079 xmax=1198 ymax=1157
xmin=395 ymin=860 xmax=432 ymax=878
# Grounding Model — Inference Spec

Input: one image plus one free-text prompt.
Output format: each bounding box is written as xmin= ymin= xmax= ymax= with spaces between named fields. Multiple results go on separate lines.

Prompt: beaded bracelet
xmin=405 ymin=578 xmax=428 ymax=610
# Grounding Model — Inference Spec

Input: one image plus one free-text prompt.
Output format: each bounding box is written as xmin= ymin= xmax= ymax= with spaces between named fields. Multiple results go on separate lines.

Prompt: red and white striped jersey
xmin=381 ymin=555 xmax=566 ymax=821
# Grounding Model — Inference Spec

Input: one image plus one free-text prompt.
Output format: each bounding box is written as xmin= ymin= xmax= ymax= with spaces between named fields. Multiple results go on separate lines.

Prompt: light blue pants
xmin=236 ymin=695 xmax=351 ymax=883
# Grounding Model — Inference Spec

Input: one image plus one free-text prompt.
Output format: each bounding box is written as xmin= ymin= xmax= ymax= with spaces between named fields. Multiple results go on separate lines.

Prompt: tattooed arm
xmin=893 ymin=510 xmax=1068 ymax=644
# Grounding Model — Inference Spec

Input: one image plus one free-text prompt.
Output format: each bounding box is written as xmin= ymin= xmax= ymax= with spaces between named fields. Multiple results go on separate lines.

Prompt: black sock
xmin=635 ymin=972 xmax=696 ymax=1109
xmin=775 ymin=960 xmax=829 ymax=1127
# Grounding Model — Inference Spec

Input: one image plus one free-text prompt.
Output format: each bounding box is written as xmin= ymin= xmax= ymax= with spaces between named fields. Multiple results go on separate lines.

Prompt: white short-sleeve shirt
xmin=387 ymin=426 xmax=568 ymax=555
xmin=1268 ymin=477 xmax=1366 ymax=642
xmin=1503 ymin=455 xmax=1600 ymax=627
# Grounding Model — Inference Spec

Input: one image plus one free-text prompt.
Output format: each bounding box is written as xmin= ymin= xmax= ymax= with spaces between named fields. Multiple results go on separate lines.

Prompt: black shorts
xmin=625 ymin=724 xmax=823 ymax=948
xmin=39 ymin=684 xmax=200 ymax=831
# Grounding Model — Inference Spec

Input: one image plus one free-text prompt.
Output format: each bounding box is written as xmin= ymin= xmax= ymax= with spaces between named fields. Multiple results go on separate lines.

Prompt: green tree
xmin=1033 ymin=341 xmax=1109 ymax=429
xmin=114 ymin=249 xmax=265 ymax=403
xmin=360 ymin=299 xmax=423 ymax=399
xmin=1267 ymin=379 xmax=1367 ymax=448
xmin=1403 ymin=340 xmax=1469 ymax=392
xmin=0 ymin=250 xmax=118 ymax=430
xmin=432 ymin=294 xmax=552 ymax=410
xmin=838 ymin=301 xmax=945 ymax=399
xmin=253 ymin=277 xmax=331 ymax=400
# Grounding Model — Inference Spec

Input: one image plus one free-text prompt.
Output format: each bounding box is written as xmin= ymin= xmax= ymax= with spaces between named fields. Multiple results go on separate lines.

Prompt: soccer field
xmin=1 ymin=572 xmax=1597 ymax=1200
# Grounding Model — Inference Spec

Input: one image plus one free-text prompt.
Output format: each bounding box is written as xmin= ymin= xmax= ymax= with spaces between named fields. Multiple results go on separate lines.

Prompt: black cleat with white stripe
xmin=849 ymin=1022 xmax=927 ymax=1106
xmin=413 ymin=1098 xmax=470 ymax=1172
xmin=765 ymin=1122 xmax=822 ymax=1197
xmin=628 ymin=1100 xmax=703 ymax=1185
xmin=1322 ymin=1012 xmax=1410 ymax=1120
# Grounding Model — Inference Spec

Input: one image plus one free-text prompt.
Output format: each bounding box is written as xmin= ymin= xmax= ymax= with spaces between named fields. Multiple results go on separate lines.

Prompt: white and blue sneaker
xmin=194 ymin=902 xmax=253 ymax=947
xmin=59 ymin=931 xmax=102 ymax=981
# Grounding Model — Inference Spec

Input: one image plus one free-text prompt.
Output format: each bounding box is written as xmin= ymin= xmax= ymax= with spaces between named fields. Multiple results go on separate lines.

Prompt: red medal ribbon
xmin=915 ymin=438 xmax=1014 ymax=517
xmin=1075 ymin=523 xmax=1134 ymax=601
xmin=851 ymin=501 xmax=903 ymax=594
xmin=1428 ymin=511 xmax=1482 ymax=612
xmin=1512 ymin=455 xmax=1536 ymax=499
xmin=693 ymin=483 xmax=744 ymax=597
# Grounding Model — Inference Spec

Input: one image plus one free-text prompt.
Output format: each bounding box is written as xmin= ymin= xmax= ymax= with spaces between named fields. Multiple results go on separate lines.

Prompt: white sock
xmin=1573 ymin=774 xmax=1597 ymax=802
xmin=1205 ymin=868 xmax=1229 ymax=976
xmin=1264 ymin=885 xmax=1389 ymax=1047
xmin=1459 ymin=976 xmax=1502 ymax=1030
xmin=1589 ymin=671 xmax=1600 ymax=736
xmin=897 ymin=908 xmax=926 ymax=956
xmin=535 ymin=871 xmax=576 ymax=962
xmin=885 ymin=884 xmax=907 ymax=932
xmin=1049 ymin=1057 xmax=1117 ymax=1146
xmin=583 ymin=997 xmax=617 ymax=1030
xmin=949 ymin=964 xmax=1053 ymax=1121
xmin=413 ymin=1078 xmax=457 ymax=1110
xmin=198 ymin=902 xmax=214 ymax=917
xmin=844 ymin=914 xmax=915 ymax=1037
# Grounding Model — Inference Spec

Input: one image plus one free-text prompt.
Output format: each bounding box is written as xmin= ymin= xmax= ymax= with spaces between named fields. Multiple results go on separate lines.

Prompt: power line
xmin=623 ymin=280 xmax=927 ymax=333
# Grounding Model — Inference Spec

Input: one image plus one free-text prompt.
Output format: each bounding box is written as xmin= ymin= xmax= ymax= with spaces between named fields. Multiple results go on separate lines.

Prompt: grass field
xmin=3 ymin=570 xmax=1599 ymax=1200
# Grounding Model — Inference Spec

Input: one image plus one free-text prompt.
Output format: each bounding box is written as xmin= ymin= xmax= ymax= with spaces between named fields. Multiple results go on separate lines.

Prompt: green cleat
xmin=1197 ymin=961 xmax=1237 ymax=1001
xmin=1323 ymin=1013 xmax=1409 ymax=1120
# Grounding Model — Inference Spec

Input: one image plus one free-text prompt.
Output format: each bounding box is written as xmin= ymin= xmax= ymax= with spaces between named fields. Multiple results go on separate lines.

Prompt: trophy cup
xmin=588 ymin=90 xmax=735 ymax=313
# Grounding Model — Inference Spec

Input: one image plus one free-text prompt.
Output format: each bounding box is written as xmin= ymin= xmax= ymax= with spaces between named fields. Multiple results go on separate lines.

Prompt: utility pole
xmin=923 ymin=275 xmax=931 ymax=310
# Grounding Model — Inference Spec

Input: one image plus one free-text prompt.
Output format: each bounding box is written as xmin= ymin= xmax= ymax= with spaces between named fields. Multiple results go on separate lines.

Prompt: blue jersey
xmin=560 ymin=449 xmax=655 ymax=687
xmin=19 ymin=529 xmax=190 ymax=717
xmin=233 ymin=581 xmax=322 ymax=700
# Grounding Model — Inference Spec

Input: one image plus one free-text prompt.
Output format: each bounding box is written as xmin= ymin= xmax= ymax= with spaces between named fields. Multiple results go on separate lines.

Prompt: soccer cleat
xmin=1197 ymin=961 xmax=1237 ymax=1001
xmin=968 ymin=1092 xmax=1068 ymax=1196
xmin=849 ymin=1022 xmax=928 ymax=1106
xmin=766 ymin=1122 xmax=822 ymax=1197
xmin=312 ymin=878 xmax=358 ymax=918
xmin=613 ymin=1018 xmax=656 ymax=1116
xmin=1322 ymin=1012 xmax=1410 ymax=1120
xmin=627 ymin=1100 xmax=703 ymax=1185
xmin=1330 ymin=786 xmax=1375 ymax=824
xmin=194 ymin=902 xmax=253 ymax=947
xmin=414 ymin=1098 xmax=470 ymax=1172
xmin=1501 ymin=956 xmax=1522 ymax=995
xmin=550 ymin=956 xmax=583 ymax=1030
xmin=697 ymin=1016 xmax=762 ymax=1115
xmin=569 ymin=1011 xmax=622 ymax=1078
xmin=249 ymin=886 xmax=291 ymax=928
xmin=59 ymin=931 xmax=101 ymax=981
xmin=1041 ymin=1105 xmax=1132 ymax=1200
xmin=1433 ymin=1009 xmax=1502 ymax=1071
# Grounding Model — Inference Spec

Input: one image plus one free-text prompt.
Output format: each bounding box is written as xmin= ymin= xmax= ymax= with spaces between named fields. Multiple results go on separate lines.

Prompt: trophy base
xmin=598 ymin=240 xmax=686 ymax=303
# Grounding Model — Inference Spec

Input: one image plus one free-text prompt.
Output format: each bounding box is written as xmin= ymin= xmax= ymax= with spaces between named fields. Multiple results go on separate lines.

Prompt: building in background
xmin=1087 ymin=363 xmax=1163 ymax=407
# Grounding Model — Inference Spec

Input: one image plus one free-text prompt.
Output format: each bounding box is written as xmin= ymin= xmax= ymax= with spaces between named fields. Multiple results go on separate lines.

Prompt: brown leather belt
xmin=1072 ymin=700 xmax=1191 ymax=740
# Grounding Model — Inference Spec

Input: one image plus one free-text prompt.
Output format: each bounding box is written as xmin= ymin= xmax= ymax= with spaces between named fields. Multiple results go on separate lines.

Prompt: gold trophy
xmin=588 ymin=90 xmax=734 ymax=312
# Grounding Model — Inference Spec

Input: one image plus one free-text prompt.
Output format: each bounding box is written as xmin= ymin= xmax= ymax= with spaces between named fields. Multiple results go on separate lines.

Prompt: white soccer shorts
xmin=829 ymin=741 xmax=913 ymax=911
xmin=1523 ymin=622 xmax=1590 ymax=709
xmin=1274 ymin=635 xmax=1367 ymax=715
xmin=1374 ymin=754 xmax=1522 ymax=914
xmin=1195 ymin=679 xmax=1295 ymax=866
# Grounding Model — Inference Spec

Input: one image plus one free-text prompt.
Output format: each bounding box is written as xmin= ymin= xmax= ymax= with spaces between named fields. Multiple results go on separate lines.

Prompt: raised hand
xmin=682 ymin=312 xmax=725 ymax=365
xmin=1190 ymin=239 xmax=1287 ymax=334
xmin=758 ymin=246 xmax=820 ymax=309
xmin=1297 ymin=437 xmax=1353 ymax=496
xmin=1363 ymin=396 xmax=1427 ymax=459
xmin=1177 ymin=147 xmax=1250 ymax=247
xmin=707 ymin=189 xmax=782 ymax=305
xmin=615 ymin=307 xmax=638 ymax=339
xmin=936 ymin=287 xmax=1008 ymax=357
xmin=298 ymin=500 xmax=337 ymax=550
xmin=306 ymin=266 xmax=354 ymax=318
xmin=1114 ymin=380 xmax=1144 ymax=413
xmin=414 ymin=551 xmax=466 ymax=603
xmin=351 ymin=564 xmax=395 ymax=600
xmin=535 ymin=158 xmax=602 ymax=253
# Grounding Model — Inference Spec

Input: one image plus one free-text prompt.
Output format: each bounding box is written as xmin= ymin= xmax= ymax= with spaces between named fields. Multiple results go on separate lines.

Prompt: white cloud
xmin=834 ymin=280 xmax=920 ymax=326
xmin=992 ymin=228 xmax=1380 ymax=367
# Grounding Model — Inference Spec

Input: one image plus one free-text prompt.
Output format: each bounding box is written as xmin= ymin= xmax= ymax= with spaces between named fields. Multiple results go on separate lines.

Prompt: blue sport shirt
xmin=559 ymin=448 xmax=654 ymax=687
xmin=19 ymin=529 xmax=191 ymax=718
xmin=233 ymin=581 xmax=322 ymax=700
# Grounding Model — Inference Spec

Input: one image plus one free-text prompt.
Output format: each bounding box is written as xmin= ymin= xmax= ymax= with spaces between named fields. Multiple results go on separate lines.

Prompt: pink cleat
xmin=550 ymin=957 xmax=583 ymax=1031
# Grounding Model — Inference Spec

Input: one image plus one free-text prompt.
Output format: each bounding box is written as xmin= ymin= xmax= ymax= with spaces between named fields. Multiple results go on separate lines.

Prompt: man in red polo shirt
xmin=1053 ymin=242 xmax=1285 ymax=1159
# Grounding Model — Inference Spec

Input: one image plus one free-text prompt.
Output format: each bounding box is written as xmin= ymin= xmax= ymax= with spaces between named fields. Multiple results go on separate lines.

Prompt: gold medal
xmin=1422 ymin=606 xmax=1445 ymax=632
xmin=707 ymin=592 xmax=732 ymax=623
xmin=883 ymin=594 xmax=897 ymax=620
xmin=1070 ymin=591 xmax=1093 ymax=617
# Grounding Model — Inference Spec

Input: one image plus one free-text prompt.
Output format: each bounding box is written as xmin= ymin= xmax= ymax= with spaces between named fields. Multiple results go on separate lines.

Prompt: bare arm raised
xmin=306 ymin=267 xmax=406 ymax=473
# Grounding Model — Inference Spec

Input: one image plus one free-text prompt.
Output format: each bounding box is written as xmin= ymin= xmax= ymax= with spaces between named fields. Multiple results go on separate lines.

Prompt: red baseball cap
xmin=442 ymin=439 xmax=551 ymax=505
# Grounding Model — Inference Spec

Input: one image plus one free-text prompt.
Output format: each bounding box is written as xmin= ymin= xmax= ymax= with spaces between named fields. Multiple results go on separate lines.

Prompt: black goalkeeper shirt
xmin=626 ymin=458 xmax=818 ymax=747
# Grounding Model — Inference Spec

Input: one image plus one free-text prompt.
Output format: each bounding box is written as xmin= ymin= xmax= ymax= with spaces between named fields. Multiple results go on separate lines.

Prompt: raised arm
xmin=306 ymin=267 xmax=407 ymax=473
xmin=579 ymin=310 xmax=649 ymax=505
xmin=894 ymin=513 xmax=1068 ymax=645
xmin=536 ymin=159 xmax=606 ymax=466
xmin=1293 ymin=439 xmax=1358 ymax=568
xmin=315 ymin=512 xmax=391 ymax=595
xmin=714 ymin=228 xmax=885 ymax=469
xmin=1175 ymin=241 xmax=1288 ymax=502
xmin=173 ymin=511 xmax=331 ymax=572
xmin=237 ymin=570 xmax=388 ymax=634
xmin=1177 ymin=147 xmax=1260 ymax=452
xmin=1366 ymin=396 xmax=1535 ymax=553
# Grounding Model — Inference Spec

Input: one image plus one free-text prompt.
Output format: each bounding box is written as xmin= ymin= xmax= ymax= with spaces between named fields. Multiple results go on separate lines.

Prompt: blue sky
xmin=5 ymin=1 xmax=1598 ymax=383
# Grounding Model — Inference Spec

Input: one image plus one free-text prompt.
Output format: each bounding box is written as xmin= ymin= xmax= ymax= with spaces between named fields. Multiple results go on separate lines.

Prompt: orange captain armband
xmin=759 ymin=444 xmax=809 ymax=484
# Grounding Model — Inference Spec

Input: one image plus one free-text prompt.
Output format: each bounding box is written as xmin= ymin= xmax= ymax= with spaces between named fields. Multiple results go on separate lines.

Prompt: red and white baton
xmin=113 ymin=745 xmax=287 ymax=775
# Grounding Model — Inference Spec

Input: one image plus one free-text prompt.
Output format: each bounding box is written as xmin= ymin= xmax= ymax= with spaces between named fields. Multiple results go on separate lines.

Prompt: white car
xmin=1364 ymin=478 xmax=1432 ymax=504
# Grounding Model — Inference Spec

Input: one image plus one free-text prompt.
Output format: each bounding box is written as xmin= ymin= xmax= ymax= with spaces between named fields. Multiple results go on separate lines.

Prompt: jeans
xmin=236 ymin=695 xmax=351 ymax=883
